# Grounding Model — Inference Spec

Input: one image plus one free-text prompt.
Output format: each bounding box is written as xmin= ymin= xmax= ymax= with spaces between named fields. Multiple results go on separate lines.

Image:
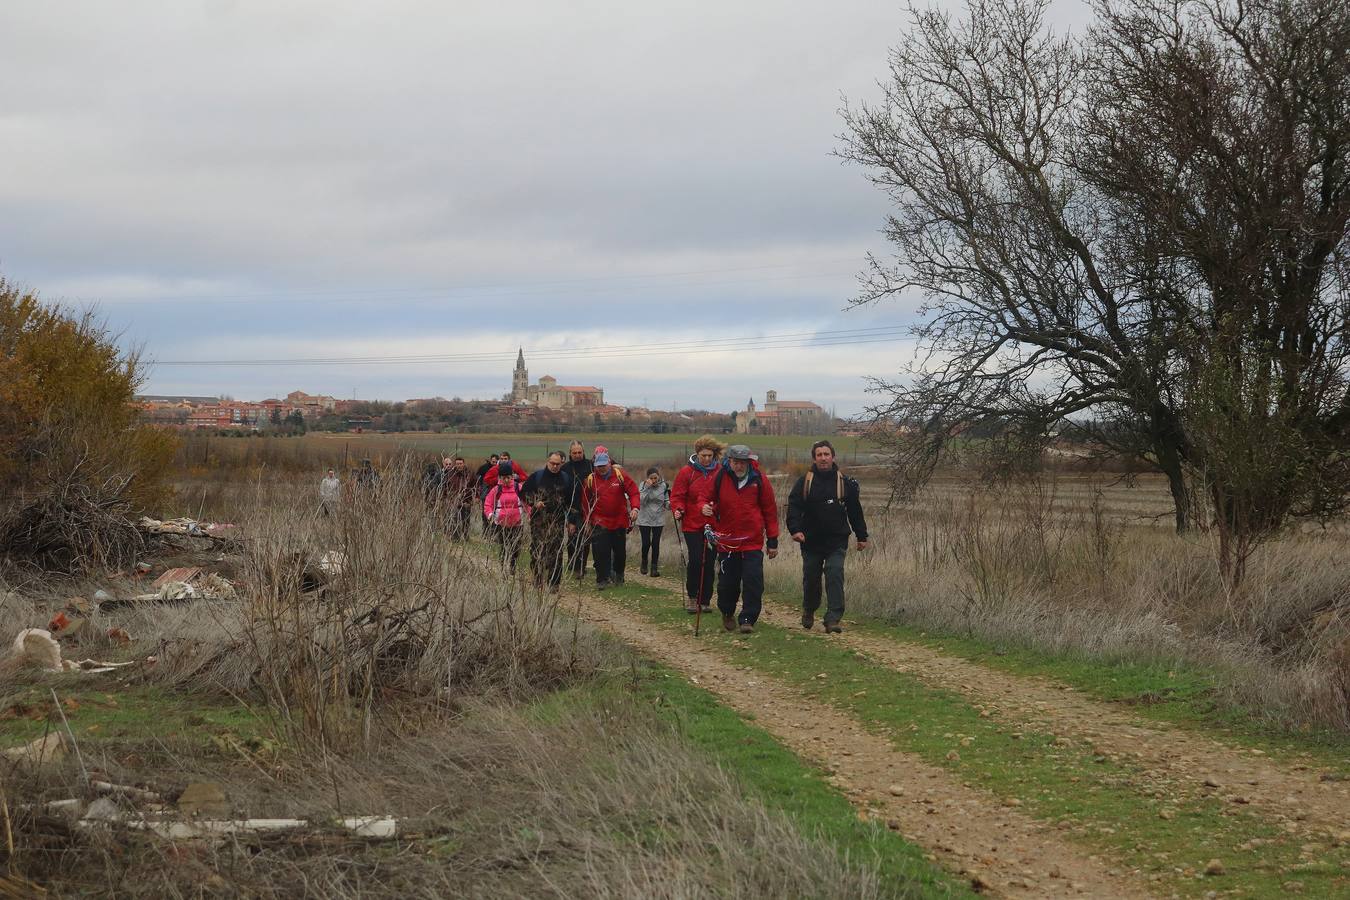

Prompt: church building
xmin=511 ymin=349 xmax=604 ymax=409
xmin=736 ymin=390 xmax=830 ymax=435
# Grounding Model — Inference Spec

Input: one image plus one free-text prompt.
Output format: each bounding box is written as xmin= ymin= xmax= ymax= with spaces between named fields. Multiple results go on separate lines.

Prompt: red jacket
xmin=581 ymin=465 xmax=639 ymax=530
xmin=697 ymin=461 xmax=779 ymax=552
xmin=482 ymin=460 xmax=529 ymax=487
xmin=670 ymin=460 xmax=718 ymax=533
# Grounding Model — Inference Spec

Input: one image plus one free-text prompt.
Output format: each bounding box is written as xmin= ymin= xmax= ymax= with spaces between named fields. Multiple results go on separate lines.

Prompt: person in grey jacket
xmin=637 ymin=466 xmax=669 ymax=577
xmin=319 ymin=468 xmax=341 ymax=516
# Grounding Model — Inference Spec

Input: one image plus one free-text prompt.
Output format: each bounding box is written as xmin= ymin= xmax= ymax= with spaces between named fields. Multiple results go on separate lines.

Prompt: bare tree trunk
xmin=1159 ymin=450 xmax=1190 ymax=534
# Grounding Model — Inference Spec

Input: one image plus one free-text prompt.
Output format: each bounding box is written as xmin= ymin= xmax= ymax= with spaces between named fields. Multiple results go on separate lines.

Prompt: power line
xmin=86 ymin=257 xmax=863 ymax=305
xmin=150 ymin=325 xmax=910 ymax=367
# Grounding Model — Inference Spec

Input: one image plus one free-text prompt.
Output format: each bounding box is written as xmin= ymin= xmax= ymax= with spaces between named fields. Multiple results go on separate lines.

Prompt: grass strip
xmin=602 ymin=577 xmax=1350 ymax=899
xmin=527 ymin=667 xmax=975 ymax=898
xmin=833 ymin=616 xmax=1350 ymax=776
xmin=0 ymin=681 xmax=268 ymax=750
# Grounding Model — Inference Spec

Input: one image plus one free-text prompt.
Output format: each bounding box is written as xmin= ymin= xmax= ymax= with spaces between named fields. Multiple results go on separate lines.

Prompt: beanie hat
xmin=497 ymin=460 xmax=513 ymax=478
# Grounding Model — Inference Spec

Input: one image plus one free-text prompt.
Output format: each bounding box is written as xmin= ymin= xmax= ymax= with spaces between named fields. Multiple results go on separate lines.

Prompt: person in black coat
xmin=521 ymin=451 xmax=578 ymax=592
xmin=785 ymin=440 xmax=868 ymax=633
xmin=561 ymin=440 xmax=593 ymax=578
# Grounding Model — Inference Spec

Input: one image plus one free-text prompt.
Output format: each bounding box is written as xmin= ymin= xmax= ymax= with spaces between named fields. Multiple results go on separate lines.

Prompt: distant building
xmin=286 ymin=390 xmax=337 ymax=417
xmin=510 ymin=349 xmax=604 ymax=409
xmin=736 ymin=390 xmax=831 ymax=436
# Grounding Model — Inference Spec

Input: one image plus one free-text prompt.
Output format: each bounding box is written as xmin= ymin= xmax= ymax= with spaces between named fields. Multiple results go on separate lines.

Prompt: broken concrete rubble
xmin=113 ymin=815 xmax=398 ymax=841
xmin=11 ymin=627 xmax=148 ymax=674
xmin=2 ymin=732 xmax=66 ymax=768
xmin=318 ymin=551 xmax=347 ymax=577
xmin=156 ymin=581 xmax=197 ymax=601
xmin=14 ymin=628 xmax=66 ymax=672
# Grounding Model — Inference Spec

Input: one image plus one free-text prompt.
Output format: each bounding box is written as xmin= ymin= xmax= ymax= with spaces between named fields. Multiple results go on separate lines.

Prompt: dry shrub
xmin=0 ymin=470 xmax=145 ymax=574
xmin=0 ymin=279 xmax=179 ymax=572
xmin=768 ymin=475 xmax=1350 ymax=731
xmin=2 ymin=693 xmax=896 ymax=899
xmin=151 ymin=461 xmax=602 ymax=749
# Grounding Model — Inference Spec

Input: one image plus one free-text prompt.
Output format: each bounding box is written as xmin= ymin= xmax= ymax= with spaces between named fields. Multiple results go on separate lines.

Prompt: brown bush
xmin=0 ymin=278 xmax=178 ymax=571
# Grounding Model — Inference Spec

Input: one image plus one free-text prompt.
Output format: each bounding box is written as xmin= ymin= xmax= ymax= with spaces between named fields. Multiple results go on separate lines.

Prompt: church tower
xmin=512 ymin=348 xmax=529 ymax=402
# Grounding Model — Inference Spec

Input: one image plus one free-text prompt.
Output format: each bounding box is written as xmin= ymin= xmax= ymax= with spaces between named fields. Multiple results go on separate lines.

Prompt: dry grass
xmin=0 ymin=460 xmax=903 ymax=898
xmin=2 ymin=693 xmax=890 ymax=899
xmin=768 ymin=473 xmax=1350 ymax=732
xmin=151 ymin=466 xmax=607 ymax=750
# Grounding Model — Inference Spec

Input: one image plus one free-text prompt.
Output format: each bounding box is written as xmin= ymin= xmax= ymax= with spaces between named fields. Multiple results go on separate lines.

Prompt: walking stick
xmin=695 ymin=525 xmax=717 ymax=637
xmin=675 ymin=517 xmax=688 ymax=569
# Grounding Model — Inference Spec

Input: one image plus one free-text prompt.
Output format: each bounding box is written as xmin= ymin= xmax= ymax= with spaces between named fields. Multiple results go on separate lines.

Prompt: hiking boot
xmin=614 ymin=574 xmax=625 ymax=585
xmin=684 ymin=598 xmax=699 ymax=614
xmin=640 ymin=561 xmax=648 ymax=575
xmin=722 ymin=615 xmax=736 ymax=632
xmin=699 ymin=603 xmax=712 ymax=613
xmin=824 ymin=621 xmax=843 ymax=634
xmin=801 ymin=612 xmax=815 ymax=631
xmin=596 ymin=580 xmax=612 ymax=591
xmin=738 ymin=623 xmax=754 ymax=634
xmin=650 ymin=567 xmax=660 ymax=578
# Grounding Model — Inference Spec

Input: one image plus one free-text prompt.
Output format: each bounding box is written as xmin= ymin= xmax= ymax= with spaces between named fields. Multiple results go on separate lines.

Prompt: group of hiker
xmin=320 ymin=436 xmax=868 ymax=634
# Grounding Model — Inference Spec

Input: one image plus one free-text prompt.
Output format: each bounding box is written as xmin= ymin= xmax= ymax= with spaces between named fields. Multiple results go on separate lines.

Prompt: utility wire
xmin=92 ymin=257 xmax=863 ymax=305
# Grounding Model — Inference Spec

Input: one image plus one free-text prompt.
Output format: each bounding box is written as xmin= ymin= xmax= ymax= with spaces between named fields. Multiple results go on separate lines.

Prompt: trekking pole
xmin=694 ymin=539 xmax=708 ymax=637
xmin=696 ymin=524 xmax=717 ymax=638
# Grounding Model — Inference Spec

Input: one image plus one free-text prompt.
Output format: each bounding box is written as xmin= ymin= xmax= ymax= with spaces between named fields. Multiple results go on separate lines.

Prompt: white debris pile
xmin=29 ymin=779 xmax=397 ymax=843
xmin=11 ymin=627 xmax=150 ymax=675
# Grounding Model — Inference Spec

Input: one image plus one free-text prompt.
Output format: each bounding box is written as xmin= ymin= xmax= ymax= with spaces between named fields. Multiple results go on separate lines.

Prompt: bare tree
xmin=841 ymin=0 xmax=1350 ymax=580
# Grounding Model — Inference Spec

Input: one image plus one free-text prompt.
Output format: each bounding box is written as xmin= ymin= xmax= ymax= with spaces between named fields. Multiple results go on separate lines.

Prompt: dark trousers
xmin=567 ymin=528 xmax=590 ymax=577
xmin=592 ymin=527 xmax=628 ymax=584
xmin=531 ymin=521 xmax=566 ymax=590
xmin=448 ymin=505 xmax=472 ymax=540
xmin=717 ymin=550 xmax=765 ymax=625
xmin=496 ymin=526 xmax=523 ymax=573
xmin=802 ymin=544 xmax=847 ymax=624
xmin=683 ymin=530 xmax=715 ymax=604
xmin=639 ymin=525 xmax=663 ymax=569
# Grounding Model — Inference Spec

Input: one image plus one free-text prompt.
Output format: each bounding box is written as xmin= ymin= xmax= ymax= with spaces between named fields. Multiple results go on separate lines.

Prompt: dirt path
xmin=575 ymin=592 xmax=1154 ymax=899
xmin=756 ymin=597 xmax=1350 ymax=839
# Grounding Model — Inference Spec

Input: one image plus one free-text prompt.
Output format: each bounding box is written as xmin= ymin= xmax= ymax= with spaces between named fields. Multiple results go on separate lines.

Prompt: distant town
xmin=138 ymin=350 xmax=845 ymax=436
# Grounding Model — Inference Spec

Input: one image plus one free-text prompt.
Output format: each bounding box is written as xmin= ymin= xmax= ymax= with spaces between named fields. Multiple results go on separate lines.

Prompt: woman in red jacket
xmin=698 ymin=444 xmax=779 ymax=633
xmin=670 ymin=435 xmax=725 ymax=614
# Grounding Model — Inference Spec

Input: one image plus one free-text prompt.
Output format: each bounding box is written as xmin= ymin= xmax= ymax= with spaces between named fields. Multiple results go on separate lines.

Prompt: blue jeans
xmin=717 ymin=550 xmax=765 ymax=625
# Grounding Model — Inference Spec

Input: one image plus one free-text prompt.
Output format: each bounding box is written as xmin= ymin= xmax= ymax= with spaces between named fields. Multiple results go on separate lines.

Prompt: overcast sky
xmin=0 ymin=1 xmax=1091 ymax=416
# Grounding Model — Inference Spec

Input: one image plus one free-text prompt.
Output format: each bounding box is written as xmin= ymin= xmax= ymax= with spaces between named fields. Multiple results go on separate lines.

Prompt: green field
xmin=188 ymin=430 xmax=880 ymax=472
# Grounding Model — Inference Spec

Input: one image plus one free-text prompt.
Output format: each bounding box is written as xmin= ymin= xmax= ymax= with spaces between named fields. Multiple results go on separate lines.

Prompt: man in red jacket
xmin=581 ymin=449 xmax=639 ymax=589
xmin=699 ymin=444 xmax=779 ymax=633
xmin=481 ymin=450 xmax=529 ymax=488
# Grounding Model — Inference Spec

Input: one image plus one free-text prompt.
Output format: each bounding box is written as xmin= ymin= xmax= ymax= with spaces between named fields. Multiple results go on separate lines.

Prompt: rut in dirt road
xmin=575 ymin=591 xmax=1156 ymax=900
xmin=757 ymin=597 xmax=1350 ymax=839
